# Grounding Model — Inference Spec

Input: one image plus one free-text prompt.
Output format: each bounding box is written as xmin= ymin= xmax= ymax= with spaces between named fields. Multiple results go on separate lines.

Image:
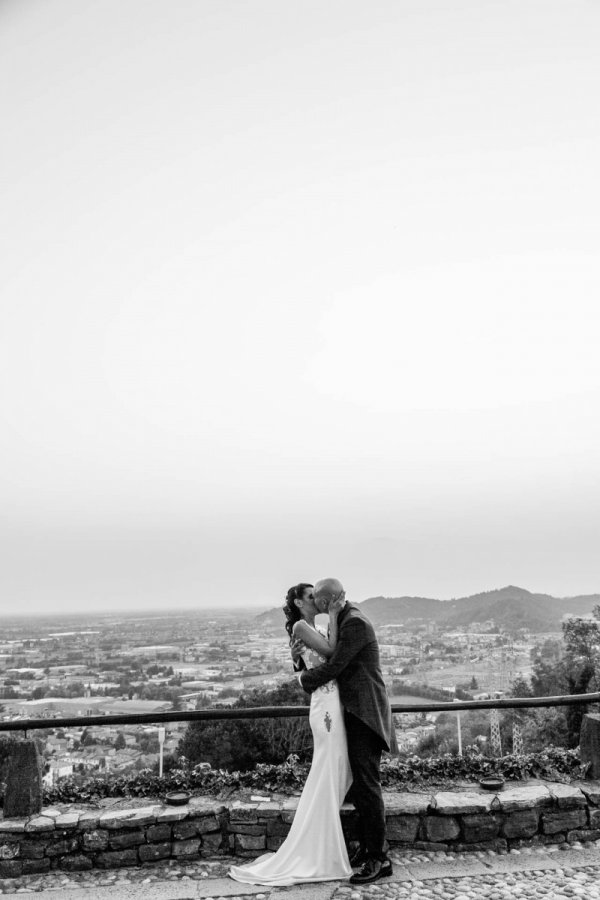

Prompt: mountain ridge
xmin=256 ymin=585 xmax=600 ymax=632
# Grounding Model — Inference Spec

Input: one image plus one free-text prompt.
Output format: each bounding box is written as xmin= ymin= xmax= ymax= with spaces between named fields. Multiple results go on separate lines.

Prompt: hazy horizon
xmin=1 ymin=583 xmax=599 ymax=620
xmin=2 ymin=1 xmax=600 ymax=615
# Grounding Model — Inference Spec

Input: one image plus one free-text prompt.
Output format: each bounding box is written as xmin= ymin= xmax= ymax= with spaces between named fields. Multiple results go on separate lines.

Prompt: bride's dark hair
xmin=283 ymin=583 xmax=313 ymax=644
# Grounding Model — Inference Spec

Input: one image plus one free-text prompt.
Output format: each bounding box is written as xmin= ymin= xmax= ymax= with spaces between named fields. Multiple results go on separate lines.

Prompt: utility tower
xmin=512 ymin=723 xmax=524 ymax=755
xmin=490 ymin=709 xmax=502 ymax=756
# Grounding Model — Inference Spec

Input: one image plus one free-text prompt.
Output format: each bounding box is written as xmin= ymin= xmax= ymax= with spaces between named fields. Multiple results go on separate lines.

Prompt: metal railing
xmin=1 ymin=690 xmax=599 ymax=734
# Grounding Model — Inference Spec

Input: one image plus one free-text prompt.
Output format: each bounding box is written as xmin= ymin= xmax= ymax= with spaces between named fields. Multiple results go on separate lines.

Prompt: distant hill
xmin=256 ymin=586 xmax=600 ymax=633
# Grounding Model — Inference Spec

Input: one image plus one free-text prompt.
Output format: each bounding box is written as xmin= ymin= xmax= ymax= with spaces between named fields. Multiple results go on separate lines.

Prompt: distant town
xmin=1 ymin=586 xmax=579 ymax=781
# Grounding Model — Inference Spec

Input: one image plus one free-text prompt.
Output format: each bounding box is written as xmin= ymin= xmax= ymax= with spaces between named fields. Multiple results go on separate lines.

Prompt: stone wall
xmin=2 ymin=782 xmax=600 ymax=876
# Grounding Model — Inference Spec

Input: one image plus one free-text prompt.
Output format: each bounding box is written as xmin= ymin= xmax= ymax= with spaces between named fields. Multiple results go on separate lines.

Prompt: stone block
xmin=386 ymin=815 xmax=419 ymax=842
xmin=45 ymin=837 xmax=79 ymax=857
xmin=108 ymin=830 xmax=146 ymax=849
xmin=228 ymin=823 xmax=266 ymax=835
xmin=127 ymin=808 xmax=158 ymax=827
xmin=0 ymin=842 xmax=20 ymax=859
xmin=139 ymin=842 xmax=171 ymax=862
xmin=234 ymin=832 xmax=266 ymax=852
xmin=257 ymin=802 xmax=282 ymax=818
xmin=461 ymin=814 xmax=500 ymax=843
xmin=95 ymin=848 xmax=138 ymax=868
xmin=266 ymin=819 xmax=291 ymax=837
xmin=580 ymin=713 xmax=600 ymax=779
xmin=0 ymin=818 xmax=27 ymax=833
xmin=547 ymin=783 xmax=586 ymax=809
xmin=171 ymin=838 xmax=201 ymax=858
xmin=0 ymin=832 xmax=20 ymax=844
xmin=54 ymin=812 xmax=81 ymax=830
xmin=414 ymin=841 xmax=448 ymax=851
xmin=22 ymin=858 xmax=50 ymax=874
xmin=99 ymin=808 xmax=156 ymax=830
xmin=79 ymin=812 xmax=101 ymax=831
xmin=541 ymin=832 xmax=565 ymax=844
xmin=568 ymin=828 xmax=600 ymax=842
xmin=155 ymin=807 xmax=189 ymax=823
xmin=188 ymin=799 xmax=225 ymax=817
xmin=24 ymin=815 xmax=54 ymax=833
xmin=577 ymin=781 xmax=600 ymax=806
xmin=60 ymin=854 xmax=93 ymax=871
xmin=424 ymin=816 xmax=460 ymax=842
xmin=496 ymin=785 xmax=552 ymax=812
xmin=230 ymin=802 xmax=259 ymax=823
xmin=0 ymin=831 xmax=21 ymax=843
xmin=20 ymin=840 xmax=47 ymax=858
xmin=280 ymin=798 xmax=299 ymax=824
xmin=0 ymin=859 xmax=23 ymax=877
xmin=196 ymin=815 xmax=220 ymax=833
xmin=542 ymin=809 xmax=587 ymax=834
xmin=47 ymin=827 xmax=70 ymax=840
xmin=455 ymin=838 xmax=507 ymax=853
xmin=3 ymin=740 xmax=43 ymax=818
xmin=433 ymin=792 xmax=492 ymax=815
xmin=267 ymin=835 xmax=286 ymax=851
xmin=502 ymin=809 xmax=539 ymax=839
xmin=384 ymin=792 xmax=432 ymax=815
xmin=173 ymin=820 xmax=201 ymax=840
xmin=147 ymin=824 xmax=172 ymax=842
xmin=82 ymin=830 xmax=109 ymax=852
xmin=201 ymin=832 xmax=224 ymax=853
xmin=589 ymin=808 xmax=600 ymax=828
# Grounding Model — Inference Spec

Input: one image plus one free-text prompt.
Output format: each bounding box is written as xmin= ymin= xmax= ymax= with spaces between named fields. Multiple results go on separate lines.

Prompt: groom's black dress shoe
xmin=349 ymin=845 xmax=369 ymax=867
xmin=349 ymin=857 xmax=393 ymax=884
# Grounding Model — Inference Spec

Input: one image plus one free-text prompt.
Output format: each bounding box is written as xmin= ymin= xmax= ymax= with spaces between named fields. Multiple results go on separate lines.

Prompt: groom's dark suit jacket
xmin=299 ymin=602 xmax=392 ymax=751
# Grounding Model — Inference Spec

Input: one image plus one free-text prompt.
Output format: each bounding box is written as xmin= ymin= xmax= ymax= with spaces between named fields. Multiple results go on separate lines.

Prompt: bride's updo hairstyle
xmin=283 ymin=583 xmax=313 ymax=644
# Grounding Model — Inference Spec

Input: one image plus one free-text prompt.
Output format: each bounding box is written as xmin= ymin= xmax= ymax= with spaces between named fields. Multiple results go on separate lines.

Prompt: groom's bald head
xmin=314 ymin=578 xmax=345 ymax=613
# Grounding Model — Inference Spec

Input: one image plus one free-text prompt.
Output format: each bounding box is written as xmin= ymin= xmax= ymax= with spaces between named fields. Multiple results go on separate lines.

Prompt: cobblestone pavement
xmin=4 ymin=843 xmax=600 ymax=898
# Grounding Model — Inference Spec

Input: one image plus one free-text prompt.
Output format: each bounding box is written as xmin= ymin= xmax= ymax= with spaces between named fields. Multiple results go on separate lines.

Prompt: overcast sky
xmin=1 ymin=0 xmax=600 ymax=615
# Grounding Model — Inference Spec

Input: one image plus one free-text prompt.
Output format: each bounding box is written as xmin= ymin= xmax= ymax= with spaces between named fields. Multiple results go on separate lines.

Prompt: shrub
xmin=39 ymin=745 xmax=588 ymax=807
xmin=179 ymin=681 xmax=311 ymax=771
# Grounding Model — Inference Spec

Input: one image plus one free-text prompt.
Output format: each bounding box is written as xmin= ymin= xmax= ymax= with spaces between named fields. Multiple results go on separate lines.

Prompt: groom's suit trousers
xmin=344 ymin=711 xmax=386 ymax=860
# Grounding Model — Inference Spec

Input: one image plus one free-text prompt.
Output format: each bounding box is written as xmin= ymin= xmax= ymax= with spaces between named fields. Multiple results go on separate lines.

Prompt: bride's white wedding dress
xmin=229 ymin=627 xmax=353 ymax=885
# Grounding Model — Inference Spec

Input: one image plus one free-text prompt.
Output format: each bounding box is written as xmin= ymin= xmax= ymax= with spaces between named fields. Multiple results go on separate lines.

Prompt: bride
xmin=229 ymin=583 xmax=351 ymax=886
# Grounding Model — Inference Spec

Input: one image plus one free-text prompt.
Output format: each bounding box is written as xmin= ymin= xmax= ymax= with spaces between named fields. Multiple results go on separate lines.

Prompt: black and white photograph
xmin=1 ymin=2 xmax=600 ymax=898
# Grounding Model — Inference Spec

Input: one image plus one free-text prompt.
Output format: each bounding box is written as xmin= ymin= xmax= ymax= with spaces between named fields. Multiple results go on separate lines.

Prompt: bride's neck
xmin=300 ymin=612 xmax=315 ymax=627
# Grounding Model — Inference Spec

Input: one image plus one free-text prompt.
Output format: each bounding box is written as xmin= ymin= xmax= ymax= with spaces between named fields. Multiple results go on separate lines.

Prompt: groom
xmin=294 ymin=578 xmax=393 ymax=884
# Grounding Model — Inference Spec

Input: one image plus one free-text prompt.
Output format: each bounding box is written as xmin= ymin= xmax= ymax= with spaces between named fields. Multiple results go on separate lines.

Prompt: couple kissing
xmin=230 ymin=577 xmax=394 ymax=886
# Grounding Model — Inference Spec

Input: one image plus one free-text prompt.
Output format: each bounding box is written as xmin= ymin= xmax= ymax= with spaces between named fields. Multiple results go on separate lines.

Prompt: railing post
xmin=3 ymin=738 xmax=43 ymax=817
xmin=158 ymin=726 xmax=166 ymax=777
xmin=580 ymin=712 xmax=600 ymax=778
